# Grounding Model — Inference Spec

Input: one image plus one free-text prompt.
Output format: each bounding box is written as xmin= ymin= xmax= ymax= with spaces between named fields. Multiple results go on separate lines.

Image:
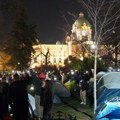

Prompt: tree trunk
xmin=94 ymin=48 xmax=98 ymax=114
xmin=114 ymin=47 xmax=118 ymax=67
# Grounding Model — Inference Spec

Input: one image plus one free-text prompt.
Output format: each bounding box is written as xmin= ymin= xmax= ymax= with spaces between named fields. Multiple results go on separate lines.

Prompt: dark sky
xmin=0 ymin=0 xmax=82 ymax=44
xmin=25 ymin=0 xmax=82 ymax=44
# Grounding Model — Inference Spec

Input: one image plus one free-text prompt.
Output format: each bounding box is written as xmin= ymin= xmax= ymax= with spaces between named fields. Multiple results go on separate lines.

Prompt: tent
xmin=96 ymin=72 xmax=120 ymax=120
xmin=28 ymin=80 xmax=71 ymax=110
xmin=96 ymin=71 xmax=106 ymax=80
xmin=53 ymin=94 xmax=62 ymax=104
xmin=28 ymin=93 xmax=36 ymax=117
xmin=53 ymin=80 xmax=71 ymax=98
xmin=64 ymin=80 xmax=76 ymax=91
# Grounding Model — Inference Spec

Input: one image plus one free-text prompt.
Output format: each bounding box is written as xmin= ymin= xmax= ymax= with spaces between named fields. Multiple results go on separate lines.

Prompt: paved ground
xmin=51 ymin=97 xmax=94 ymax=120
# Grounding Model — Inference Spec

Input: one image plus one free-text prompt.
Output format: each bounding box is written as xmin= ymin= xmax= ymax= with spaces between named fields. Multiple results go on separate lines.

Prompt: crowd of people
xmin=60 ymin=69 xmax=94 ymax=106
xmin=0 ymin=68 xmax=94 ymax=120
xmin=0 ymin=72 xmax=33 ymax=120
xmin=30 ymin=69 xmax=54 ymax=120
xmin=0 ymin=70 xmax=54 ymax=120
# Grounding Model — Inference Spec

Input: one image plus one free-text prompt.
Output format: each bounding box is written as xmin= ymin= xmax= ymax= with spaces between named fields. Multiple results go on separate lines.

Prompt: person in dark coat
xmin=73 ymin=71 xmax=81 ymax=85
xmin=43 ymin=79 xmax=53 ymax=120
xmin=40 ymin=80 xmax=46 ymax=107
xmin=79 ymin=75 xmax=88 ymax=105
xmin=29 ymin=69 xmax=44 ymax=119
xmin=0 ymin=76 xmax=9 ymax=120
xmin=9 ymin=73 xmax=32 ymax=120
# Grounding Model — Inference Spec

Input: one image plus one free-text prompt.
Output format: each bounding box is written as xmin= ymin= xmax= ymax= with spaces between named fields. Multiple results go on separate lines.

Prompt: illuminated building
xmin=71 ymin=12 xmax=92 ymax=43
xmin=31 ymin=42 xmax=70 ymax=68
xmin=31 ymin=12 xmax=92 ymax=68
xmin=66 ymin=12 xmax=92 ymax=59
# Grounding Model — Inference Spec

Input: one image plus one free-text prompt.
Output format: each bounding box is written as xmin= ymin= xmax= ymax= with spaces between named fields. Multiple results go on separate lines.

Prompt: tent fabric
xmin=96 ymin=101 xmax=120 ymax=119
xmin=97 ymin=71 xmax=106 ymax=80
xmin=53 ymin=94 xmax=62 ymax=104
xmin=98 ymin=118 xmax=120 ymax=120
xmin=28 ymin=93 xmax=35 ymax=111
xmin=97 ymin=89 xmax=120 ymax=105
xmin=96 ymin=72 xmax=120 ymax=120
xmin=28 ymin=80 xmax=71 ymax=111
xmin=64 ymin=80 xmax=76 ymax=91
xmin=53 ymin=81 xmax=71 ymax=97
xmin=97 ymin=72 xmax=120 ymax=89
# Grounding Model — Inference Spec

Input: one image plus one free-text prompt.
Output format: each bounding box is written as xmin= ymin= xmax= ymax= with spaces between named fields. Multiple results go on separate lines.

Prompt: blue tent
xmin=96 ymin=72 xmax=120 ymax=120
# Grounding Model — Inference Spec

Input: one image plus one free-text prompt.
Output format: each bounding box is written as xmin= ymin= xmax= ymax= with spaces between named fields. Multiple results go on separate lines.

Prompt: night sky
xmin=25 ymin=0 xmax=82 ymax=44
xmin=0 ymin=0 xmax=82 ymax=44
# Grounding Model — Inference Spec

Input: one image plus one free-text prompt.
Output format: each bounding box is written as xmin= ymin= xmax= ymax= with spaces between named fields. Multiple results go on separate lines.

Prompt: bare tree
xmin=41 ymin=48 xmax=50 ymax=66
xmin=76 ymin=0 xmax=120 ymax=113
xmin=32 ymin=44 xmax=50 ymax=66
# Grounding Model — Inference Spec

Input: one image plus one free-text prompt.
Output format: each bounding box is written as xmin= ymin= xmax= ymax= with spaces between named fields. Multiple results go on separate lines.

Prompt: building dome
xmin=73 ymin=12 xmax=91 ymax=28
xmin=56 ymin=41 xmax=61 ymax=45
xmin=71 ymin=12 xmax=92 ymax=42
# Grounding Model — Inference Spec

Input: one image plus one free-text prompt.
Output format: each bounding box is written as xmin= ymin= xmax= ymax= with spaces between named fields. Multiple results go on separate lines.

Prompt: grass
xmin=51 ymin=102 xmax=94 ymax=120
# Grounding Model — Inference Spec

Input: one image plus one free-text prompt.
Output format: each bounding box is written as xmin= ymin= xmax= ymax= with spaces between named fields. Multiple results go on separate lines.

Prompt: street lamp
xmin=80 ymin=56 xmax=84 ymax=61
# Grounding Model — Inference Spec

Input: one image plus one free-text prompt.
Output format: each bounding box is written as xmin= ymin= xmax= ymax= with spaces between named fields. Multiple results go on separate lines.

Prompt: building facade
xmin=31 ymin=43 xmax=69 ymax=68
xmin=31 ymin=12 xmax=92 ymax=68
